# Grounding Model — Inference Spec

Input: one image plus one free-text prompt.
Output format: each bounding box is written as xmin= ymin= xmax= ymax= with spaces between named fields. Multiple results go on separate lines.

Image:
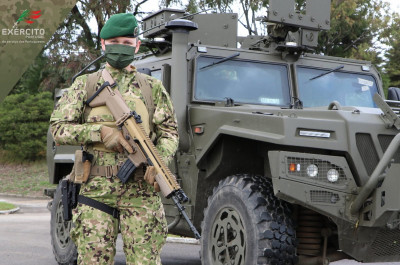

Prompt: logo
xmin=16 ymin=9 xmax=42 ymax=25
xmin=1 ymin=8 xmax=45 ymax=44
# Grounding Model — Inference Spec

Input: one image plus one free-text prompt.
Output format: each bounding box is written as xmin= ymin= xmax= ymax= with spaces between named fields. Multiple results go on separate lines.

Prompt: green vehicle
xmin=46 ymin=0 xmax=400 ymax=264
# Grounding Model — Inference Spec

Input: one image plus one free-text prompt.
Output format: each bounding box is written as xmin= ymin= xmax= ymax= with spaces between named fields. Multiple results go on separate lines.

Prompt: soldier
xmin=50 ymin=13 xmax=179 ymax=265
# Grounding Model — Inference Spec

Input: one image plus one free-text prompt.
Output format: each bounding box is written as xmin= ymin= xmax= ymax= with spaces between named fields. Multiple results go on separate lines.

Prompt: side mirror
xmin=387 ymin=87 xmax=400 ymax=101
xmin=137 ymin=68 xmax=152 ymax=76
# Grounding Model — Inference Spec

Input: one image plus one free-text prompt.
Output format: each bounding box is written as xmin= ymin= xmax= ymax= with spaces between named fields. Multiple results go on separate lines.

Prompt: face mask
xmin=105 ymin=44 xmax=135 ymax=69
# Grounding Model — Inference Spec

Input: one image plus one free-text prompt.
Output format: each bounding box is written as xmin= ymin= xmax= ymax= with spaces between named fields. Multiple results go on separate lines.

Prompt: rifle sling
xmin=83 ymin=70 xmax=102 ymax=122
xmin=135 ymin=71 xmax=155 ymax=133
xmin=78 ymin=195 xmax=120 ymax=219
xmin=101 ymin=69 xmax=116 ymax=86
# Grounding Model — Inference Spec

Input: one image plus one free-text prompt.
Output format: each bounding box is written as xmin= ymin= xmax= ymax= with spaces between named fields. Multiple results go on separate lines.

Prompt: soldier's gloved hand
xmin=144 ymin=166 xmax=160 ymax=192
xmin=101 ymin=126 xmax=133 ymax=153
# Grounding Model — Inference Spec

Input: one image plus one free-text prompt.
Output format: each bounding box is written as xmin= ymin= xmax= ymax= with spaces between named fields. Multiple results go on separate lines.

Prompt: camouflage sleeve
xmin=151 ymin=78 xmax=179 ymax=164
xmin=50 ymin=75 xmax=102 ymax=146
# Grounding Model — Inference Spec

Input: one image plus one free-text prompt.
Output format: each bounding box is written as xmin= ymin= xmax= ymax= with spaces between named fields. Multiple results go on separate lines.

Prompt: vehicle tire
xmin=50 ymin=180 xmax=77 ymax=265
xmin=201 ymin=174 xmax=297 ymax=265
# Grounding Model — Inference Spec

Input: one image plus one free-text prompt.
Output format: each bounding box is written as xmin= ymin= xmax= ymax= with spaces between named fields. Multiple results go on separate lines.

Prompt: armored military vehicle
xmin=46 ymin=0 xmax=400 ymax=264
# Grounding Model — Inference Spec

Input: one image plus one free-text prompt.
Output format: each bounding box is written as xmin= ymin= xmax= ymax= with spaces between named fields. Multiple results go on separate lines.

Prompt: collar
xmin=105 ymin=64 xmax=137 ymax=75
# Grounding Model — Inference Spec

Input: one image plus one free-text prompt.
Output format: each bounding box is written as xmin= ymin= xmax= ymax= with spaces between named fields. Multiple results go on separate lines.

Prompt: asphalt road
xmin=0 ymin=195 xmax=200 ymax=265
xmin=1 ymin=195 xmax=400 ymax=265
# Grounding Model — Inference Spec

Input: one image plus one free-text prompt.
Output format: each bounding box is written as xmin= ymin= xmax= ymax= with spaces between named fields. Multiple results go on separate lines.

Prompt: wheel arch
xmin=193 ymin=134 xmax=267 ymax=227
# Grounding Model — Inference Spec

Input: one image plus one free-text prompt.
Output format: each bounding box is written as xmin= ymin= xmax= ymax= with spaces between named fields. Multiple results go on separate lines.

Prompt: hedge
xmin=0 ymin=92 xmax=54 ymax=161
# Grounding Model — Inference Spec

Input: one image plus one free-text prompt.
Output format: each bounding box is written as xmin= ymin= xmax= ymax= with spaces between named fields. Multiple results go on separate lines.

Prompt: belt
xmin=90 ymin=164 xmax=145 ymax=179
xmin=91 ymin=165 xmax=121 ymax=177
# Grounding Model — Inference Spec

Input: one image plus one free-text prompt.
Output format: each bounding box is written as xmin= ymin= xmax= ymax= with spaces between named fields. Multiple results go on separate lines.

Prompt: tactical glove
xmin=144 ymin=166 xmax=161 ymax=192
xmin=100 ymin=126 xmax=133 ymax=153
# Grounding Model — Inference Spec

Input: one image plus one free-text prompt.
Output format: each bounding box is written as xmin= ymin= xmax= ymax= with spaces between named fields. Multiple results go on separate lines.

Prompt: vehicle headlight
xmin=306 ymin=164 xmax=318 ymax=178
xmin=327 ymin=169 xmax=339 ymax=183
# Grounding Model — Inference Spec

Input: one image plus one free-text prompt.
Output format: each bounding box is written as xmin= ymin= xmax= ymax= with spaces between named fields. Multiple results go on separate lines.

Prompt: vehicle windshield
xmin=194 ymin=56 xmax=291 ymax=107
xmin=297 ymin=66 xmax=379 ymax=108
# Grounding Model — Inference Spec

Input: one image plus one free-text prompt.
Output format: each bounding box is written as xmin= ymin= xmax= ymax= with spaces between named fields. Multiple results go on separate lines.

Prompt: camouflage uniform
xmin=50 ymin=64 xmax=179 ymax=264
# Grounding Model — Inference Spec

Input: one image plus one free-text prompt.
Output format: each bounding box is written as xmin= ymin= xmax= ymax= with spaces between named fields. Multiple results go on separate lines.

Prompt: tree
xmin=12 ymin=52 xmax=49 ymax=95
xmin=317 ymin=0 xmax=390 ymax=64
xmin=15 ymin=0 xmax=153 ymax=95
xmin=313 ymin=0 xmax=393 ymax=92
xmin=382 ymin=14 xmax=400 ymax=88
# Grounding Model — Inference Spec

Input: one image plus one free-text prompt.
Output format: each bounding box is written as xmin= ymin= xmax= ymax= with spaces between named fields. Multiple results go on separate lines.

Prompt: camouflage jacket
xmin=50 ymin=65 xmax=179 ymax=166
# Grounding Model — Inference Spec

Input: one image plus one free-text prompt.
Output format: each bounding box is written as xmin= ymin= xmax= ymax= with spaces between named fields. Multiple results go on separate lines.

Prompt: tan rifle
xmin=86 ymin=80 xmax=200 ymax=239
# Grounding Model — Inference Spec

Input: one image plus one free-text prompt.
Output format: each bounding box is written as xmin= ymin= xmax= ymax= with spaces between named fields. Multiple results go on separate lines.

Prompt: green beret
xmin=100 ymin=13 xmax=138 ymax=39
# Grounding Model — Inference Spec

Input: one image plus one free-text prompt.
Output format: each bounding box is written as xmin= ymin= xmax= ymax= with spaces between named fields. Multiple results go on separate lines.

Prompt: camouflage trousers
xmin=70 ymin=174 xmax=168 ymax=265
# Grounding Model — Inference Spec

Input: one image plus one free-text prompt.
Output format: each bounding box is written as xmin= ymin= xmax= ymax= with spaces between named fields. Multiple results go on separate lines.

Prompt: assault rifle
xmin=86 ymin=79 xmax=201 ymax=240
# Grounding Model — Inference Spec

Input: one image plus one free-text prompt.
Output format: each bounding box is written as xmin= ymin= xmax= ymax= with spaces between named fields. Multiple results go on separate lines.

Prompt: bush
xmin=0 ymin=92 xmax=53 ymax=161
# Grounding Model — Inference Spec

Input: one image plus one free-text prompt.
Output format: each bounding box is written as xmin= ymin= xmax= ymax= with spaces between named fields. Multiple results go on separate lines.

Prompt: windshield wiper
xmin=309 ymin=65 xmax=344 ymax=80
xmin=199 ymin=52 xmax=240 ymax=70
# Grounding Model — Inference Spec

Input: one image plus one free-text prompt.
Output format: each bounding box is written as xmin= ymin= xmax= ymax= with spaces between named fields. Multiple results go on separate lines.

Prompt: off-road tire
xmin=50 ymin=181 xmax=77 ymax=265
xmin=201 ymin=174 xmax=297 ymax=265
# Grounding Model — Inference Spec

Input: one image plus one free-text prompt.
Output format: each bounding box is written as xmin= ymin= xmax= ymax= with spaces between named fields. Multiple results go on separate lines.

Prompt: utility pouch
xmin=74 ymin=150 xmax=93 ymax=184
xmin=82 ymin=150 xmax=93 ymax=183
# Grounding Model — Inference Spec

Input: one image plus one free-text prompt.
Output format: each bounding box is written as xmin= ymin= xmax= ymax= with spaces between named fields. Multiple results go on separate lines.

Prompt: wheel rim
xmin=210 ymin=207 xmax=246 ymax=265
xmin=55 ymin=199 xmax=72 ymax=249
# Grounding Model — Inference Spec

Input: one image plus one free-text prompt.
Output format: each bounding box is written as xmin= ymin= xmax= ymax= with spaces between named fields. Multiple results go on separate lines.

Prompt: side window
xmin=194 ymin=56 xmax=291 ymax=107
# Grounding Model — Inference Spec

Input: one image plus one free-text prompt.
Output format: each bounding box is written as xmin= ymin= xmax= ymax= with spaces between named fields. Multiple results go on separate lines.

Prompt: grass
xmin=0 ymin=159 xmax=56 ymax=197
xmin=0 ymin=201 xmax=17 ymax=211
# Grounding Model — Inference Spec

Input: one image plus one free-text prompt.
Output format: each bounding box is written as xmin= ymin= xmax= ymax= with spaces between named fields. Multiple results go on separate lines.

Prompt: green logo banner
xmin=0 ymin=0 xmax=77 ymax=101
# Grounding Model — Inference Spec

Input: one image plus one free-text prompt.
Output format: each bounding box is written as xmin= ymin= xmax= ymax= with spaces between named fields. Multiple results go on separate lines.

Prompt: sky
xmin=386 ymin=0 xmax=400 ymax=11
